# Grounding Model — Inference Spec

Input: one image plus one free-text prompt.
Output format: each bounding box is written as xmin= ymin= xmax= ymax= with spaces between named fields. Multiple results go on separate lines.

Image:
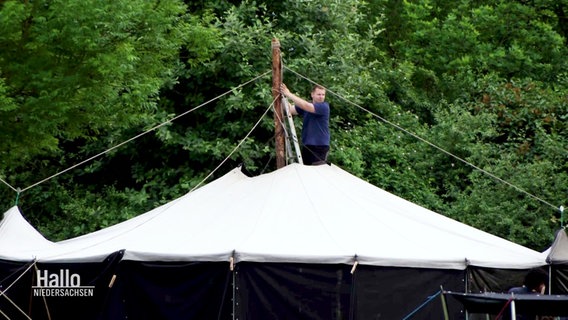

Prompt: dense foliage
xmin=0 ymin=0 xmax=566 ymax=251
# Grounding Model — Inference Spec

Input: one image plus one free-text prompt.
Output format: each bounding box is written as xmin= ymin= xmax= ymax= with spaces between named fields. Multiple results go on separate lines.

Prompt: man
xmin=280 ymin=83 xmax=330 ymax=165
xmin=508 ymin=268 xmax=547 ymax=295
xmin=507 ymin=268 xmax=551 ymax=320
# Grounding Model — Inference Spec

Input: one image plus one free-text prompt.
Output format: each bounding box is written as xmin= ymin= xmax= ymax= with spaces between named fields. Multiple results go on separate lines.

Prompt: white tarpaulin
xmin=0 ymin=206 xmax=55 ymax=256
xmin=0 ymin=163 xmax=546 ymax=269
xmin=546 ymin=228 xmax=568 ymax=264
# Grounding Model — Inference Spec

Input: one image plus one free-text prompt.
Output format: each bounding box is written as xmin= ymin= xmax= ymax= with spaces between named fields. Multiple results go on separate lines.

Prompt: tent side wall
xmin=2 ymin=259 xmax=546 ymax=320
xmin=95 ymin=262 xmax=548 ymax=320
xmin=352 ymin=265 xmax=466 ymax=320
xmin=235 ymin=262 xmax=467 ymax=320
xmin=100 ymin=261 xmax=232 ymax=320
xmin=467 ymin=267 xmax=529 ymax=293
xmin=0 ymin=252 xmax=121 ymax=320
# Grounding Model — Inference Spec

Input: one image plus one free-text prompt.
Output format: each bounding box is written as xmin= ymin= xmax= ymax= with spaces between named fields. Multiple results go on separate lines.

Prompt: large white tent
xmin=1 ymin=163 xmax=545 ymax=268
xmin=0 ymin=163 xmax=549 ymax=320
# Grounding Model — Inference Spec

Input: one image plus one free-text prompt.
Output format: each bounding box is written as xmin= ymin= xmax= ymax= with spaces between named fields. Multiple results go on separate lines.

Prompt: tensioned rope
xmin=1 ymin=65 xmax=560 ymax=213
xmin=0 ymin=307 xmax=9 ymax=320
xmin=29 ymin=98 xmax=276 ymax=262
xmin=400 ymin=289 xmax=443 ymax=320
xmin=34 ymin=263 xmax=52 ymax=320
xmin=0 ymin=176 xmax=16 ymax=194
xmin=0 ymin=259 xmax=37 ymax=320
xmin=187 ymin=96 xmax=276 ymax=193
xmin=0 ymin=70 xmax=271 ymax=198
xmin=284 ymin=66 xmax=561 ymax=212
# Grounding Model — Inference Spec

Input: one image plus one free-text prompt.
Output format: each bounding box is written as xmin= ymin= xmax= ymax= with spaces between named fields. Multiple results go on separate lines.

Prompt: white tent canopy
xmin=0 ymin=206 xmax=56 ymax=256
xmin=0 ymin=163 xmax=545 ymax=269
xmin=545 ymin=228 xmax=568 ymax=264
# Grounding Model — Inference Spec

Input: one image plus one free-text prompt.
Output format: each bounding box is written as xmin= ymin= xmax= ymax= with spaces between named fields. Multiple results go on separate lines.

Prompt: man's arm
xmin=287 ymin=101 xmax=298 ymax=115
xmin=281 ymin=83 xmax=315 ymax=113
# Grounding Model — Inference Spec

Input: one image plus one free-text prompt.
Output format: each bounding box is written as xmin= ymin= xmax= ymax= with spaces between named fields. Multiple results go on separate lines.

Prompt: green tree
xmin=1 ymin=0 xmax=566 ymax=252
xmin=441 ymin=77 xmax=568 ymax=249
xmin=0 ymin=0 xmax=220 ymax=238
xmin=0 ymin=0 xmax=191 ymax=169
xmin=371 ymin=0 xmax=568 ymax=249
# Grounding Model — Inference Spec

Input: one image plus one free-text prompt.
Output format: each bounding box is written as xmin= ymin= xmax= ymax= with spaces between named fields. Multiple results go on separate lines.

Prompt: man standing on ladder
xmin=281 ymin=83 xmax=330 ymax=165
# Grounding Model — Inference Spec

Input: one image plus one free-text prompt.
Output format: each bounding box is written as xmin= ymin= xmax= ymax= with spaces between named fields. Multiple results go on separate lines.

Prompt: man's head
xmin=524 ymin=268 xmax=548 ymax=293
xmin=311 ymin=85 xmax=326 ymax=103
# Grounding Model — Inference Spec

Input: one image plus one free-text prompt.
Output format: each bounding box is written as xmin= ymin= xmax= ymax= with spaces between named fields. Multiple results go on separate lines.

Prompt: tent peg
xmin=351 ymin=260 xmax=359 ymax=274
xmin=108 ymin=274 xmax=117 ymax=288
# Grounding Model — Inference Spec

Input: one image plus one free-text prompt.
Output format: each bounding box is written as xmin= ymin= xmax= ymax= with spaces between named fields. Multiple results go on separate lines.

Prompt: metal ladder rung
xmin=282 ymin=97 xmax=303 ymax=165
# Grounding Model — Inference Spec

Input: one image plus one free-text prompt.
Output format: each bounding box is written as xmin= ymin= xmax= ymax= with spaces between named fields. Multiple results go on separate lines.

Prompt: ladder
xmin=281 ymin=97 xmax=303 ymax=165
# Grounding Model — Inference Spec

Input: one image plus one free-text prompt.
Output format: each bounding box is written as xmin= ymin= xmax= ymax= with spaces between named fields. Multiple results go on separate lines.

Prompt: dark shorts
xmin=301 ymin=145 xmax=329 ymax=165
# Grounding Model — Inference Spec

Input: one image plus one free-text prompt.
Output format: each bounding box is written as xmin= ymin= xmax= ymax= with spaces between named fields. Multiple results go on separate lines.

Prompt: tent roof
xmin=0 ymin=206 xmax=56 ymax=259
xmin=0 ymin=163 xmax=546 ymax=269
xmin=546 ymin=228 xmax=568 ymax=264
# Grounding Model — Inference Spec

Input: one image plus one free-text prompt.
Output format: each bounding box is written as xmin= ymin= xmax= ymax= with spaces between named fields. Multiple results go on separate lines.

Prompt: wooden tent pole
xmin=272 ymin=38 xmax=285 ymax=169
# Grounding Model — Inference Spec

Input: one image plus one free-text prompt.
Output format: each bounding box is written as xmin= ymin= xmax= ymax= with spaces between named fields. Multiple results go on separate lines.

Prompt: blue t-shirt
xmin=295 ymin=102 xmax=330 ymax=146
xmin=508 ymin=286 xmax=532 ymax=294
